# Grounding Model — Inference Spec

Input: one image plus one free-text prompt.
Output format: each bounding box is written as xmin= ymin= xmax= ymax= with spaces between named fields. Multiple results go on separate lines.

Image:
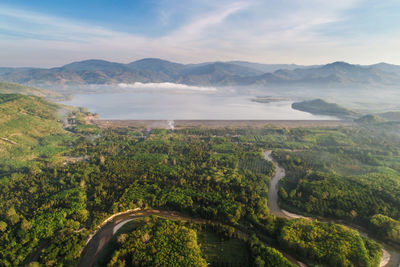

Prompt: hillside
xmin=291 ymin=98 xmax=356 ymax=117
xmin=355 ymin=114 xmax=386 ymax=124
xmin=227 ymin=61 xmax=311 ymax=73
xmin=265 ymin=62 xmax=400 ymax=85
xmin=371 ymin=63 xmax=400 ymax=75
xmin=177 ymin=62 xmax=263 ymax=85
xmin=0 ymin=94 xmax=72 ymax=171
xmin=1 ymin=59 xmax=400 ymax=87
xmin=0 ymin=82 xmax=64 ymax=100
xmin=127 ymin=58 xmax=186 ymax=80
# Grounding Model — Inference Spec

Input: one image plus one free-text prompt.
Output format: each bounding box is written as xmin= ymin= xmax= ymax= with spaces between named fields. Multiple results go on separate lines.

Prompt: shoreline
xmin=92 ymin=119 xmax=351 ymax=129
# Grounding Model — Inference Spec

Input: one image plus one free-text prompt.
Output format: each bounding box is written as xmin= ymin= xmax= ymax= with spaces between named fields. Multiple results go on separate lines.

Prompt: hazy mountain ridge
xmin=227 ymin=61 xmax=314 ymax=72
xmin=1 ymin=58 xmax=400 ymax=87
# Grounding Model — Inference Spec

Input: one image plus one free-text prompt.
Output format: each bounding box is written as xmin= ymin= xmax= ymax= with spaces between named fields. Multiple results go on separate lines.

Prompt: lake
xmin=60 ymin=88 xmax=336 ymax=120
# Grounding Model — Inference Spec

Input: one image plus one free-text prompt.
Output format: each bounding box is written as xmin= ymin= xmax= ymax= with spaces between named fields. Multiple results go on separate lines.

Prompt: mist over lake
xmin=60 ymin=86 xmax=336 ymax=120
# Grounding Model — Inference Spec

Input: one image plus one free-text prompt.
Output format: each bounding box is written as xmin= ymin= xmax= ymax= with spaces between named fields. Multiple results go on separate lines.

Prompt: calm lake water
xmin=61 ymin=90 xmax=336 ymax=120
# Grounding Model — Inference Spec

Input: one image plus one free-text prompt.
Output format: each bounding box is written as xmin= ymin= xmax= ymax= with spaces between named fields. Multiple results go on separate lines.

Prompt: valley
xmin=2 ymin=1 xmax=400 ymax=266
xmin=1 ymin=92 xmax=400 ymax=266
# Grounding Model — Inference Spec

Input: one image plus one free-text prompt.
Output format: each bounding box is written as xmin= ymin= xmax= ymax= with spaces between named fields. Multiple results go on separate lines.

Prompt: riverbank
xmin=79 ymin=210 xmax=251 ymax=267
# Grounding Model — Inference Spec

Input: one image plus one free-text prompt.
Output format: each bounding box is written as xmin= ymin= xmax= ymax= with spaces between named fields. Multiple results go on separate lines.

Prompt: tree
xmin=21 ymin=219 xmax=32 ymax=231
xmin=0 ymin=221 xmax=7 ymax=232
xmin=254 ymin=256 xmax=265 ymax=267
xmin=279 ymin=187 xmax=288 ymax=199
xmin=6 ymin=207 xmax=20 ymax=225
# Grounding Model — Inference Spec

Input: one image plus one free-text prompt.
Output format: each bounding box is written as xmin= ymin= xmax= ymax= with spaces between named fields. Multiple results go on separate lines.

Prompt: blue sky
xmin=0 ymin=0 xmax=399 ymax=67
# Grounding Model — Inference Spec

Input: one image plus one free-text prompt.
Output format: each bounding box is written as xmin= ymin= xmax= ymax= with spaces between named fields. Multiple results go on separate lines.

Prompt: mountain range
xmin=1 ymin=58 xmax=400 ymax=87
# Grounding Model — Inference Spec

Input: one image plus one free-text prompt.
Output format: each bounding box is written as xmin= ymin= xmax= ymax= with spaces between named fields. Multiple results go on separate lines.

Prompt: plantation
xmin=266 ymin=125 xmax=400 ymax=240
xmin=0 ymin=93 xmax=398 ymax=266
xmin=0 ymin=94 xmax=74 ymax=173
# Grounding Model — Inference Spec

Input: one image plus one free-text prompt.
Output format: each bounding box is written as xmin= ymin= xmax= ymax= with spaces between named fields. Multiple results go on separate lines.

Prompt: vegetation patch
xmin=198 ymin=228 xmax=250 ymax=266
xmin=0 ymin=94 xmax=73 ymax=172
xmin=292 ymin=98 xmax=356 ymax=117
xmin=355 ymin=114 xmax=386 ymax=123
xmin=1 ymin=100 xmax=398 ymax=266
xmin=369 ymin=214 xmax=400 ymax=245
xmin=0 ymin=82 xmax=64 ymax=100
xmin=279 ymin=219 xmax=382 ymax=267
xmin=98 ymin=217 xmax=207 ymax=267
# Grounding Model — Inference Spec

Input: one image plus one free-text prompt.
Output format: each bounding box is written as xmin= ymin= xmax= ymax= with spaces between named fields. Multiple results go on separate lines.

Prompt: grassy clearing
xmin=198 ymin=229 xmax=250 ymax=266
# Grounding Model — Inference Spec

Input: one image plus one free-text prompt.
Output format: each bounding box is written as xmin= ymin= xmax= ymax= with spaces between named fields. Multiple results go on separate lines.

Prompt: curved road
xmin=264 ymin=150 xmax=400 ymax=267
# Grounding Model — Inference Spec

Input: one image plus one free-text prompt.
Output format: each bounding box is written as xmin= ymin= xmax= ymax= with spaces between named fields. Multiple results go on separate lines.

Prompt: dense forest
xmin=0 ymin=93 xmax=398 ymax=266
xmin=269 ymin=124 xmax=400 ymax=245
xmin=102 ymin=217 xmax=207 ymax=267
xmin=279 ymin=219 xmax=382 ymax=267
xmin=97 ymin=216 xmax=296 ymax=267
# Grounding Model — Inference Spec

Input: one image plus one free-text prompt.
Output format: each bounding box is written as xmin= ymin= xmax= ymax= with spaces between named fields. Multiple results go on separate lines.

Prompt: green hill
xmin=0 ymin=94 xmax=72 ymax=172
xmin=0 ymin=82 xmax=64 ymax=100
xmin=292 ymin=98 xmax=356 ymax=117
xmin=355 ymin=114 xmax=386 ymax=124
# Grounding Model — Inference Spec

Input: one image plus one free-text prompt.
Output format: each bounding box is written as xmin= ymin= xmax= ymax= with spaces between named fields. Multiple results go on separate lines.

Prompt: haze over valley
xmin=2 ymin=58 xmax=400 ymax=119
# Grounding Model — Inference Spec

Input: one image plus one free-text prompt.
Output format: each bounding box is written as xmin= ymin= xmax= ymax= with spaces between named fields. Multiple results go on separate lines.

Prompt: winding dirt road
xmin=264 ymin=150 xmax=400 ymax=267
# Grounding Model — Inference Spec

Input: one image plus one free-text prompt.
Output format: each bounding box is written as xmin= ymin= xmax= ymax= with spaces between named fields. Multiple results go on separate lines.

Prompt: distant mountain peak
xmin=60 ymin=59 xmax=127 ymax=72
xmin=129 ymin=58 xmax=180 ymax=65
xmin=0 ymin=58 xmax=399 ymax=86
xmin=62 ymin=59 xmax=116 ymax=67
xmin=323 ymin=61 xmax=353 ymax=68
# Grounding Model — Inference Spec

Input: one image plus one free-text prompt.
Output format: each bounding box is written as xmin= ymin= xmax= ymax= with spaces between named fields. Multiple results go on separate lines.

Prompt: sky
xmin=0 ymin=0 xmax=400 ymax=67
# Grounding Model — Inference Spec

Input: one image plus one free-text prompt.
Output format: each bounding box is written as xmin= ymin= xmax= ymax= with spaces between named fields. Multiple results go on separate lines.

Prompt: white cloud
xmin=118 ymin=82 xmax=217 ymax=92
xmin=0 ymin=6 xmax=124 ymax=42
